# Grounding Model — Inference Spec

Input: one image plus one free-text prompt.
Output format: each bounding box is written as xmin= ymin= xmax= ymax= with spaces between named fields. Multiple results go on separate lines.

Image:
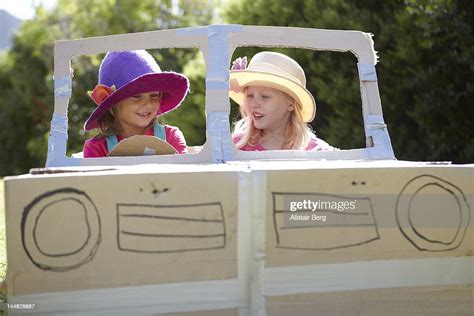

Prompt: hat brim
xmin=84 ymin=72 xmax=188 ymax=131
xmin=229 ymin=70 xmax=316 ymax=122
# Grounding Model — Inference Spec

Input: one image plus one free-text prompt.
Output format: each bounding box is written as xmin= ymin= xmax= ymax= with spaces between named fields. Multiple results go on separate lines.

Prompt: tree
xmin=380 ymin=0 xmax=474 ymax=162
xmin=0 ymin=0 xmax=214 ymax=176
xmin=223 ymin=0 xmax=474 ymax=162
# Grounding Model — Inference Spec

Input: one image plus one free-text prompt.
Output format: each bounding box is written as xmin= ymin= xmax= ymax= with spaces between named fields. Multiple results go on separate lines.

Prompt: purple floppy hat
xmin=84 ymin=50 xmax=189 ymax=131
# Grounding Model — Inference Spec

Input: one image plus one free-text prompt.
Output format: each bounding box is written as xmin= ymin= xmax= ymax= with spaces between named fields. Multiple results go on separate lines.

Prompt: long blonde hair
xmin=233 ymin=87 xmax=313 ymax=150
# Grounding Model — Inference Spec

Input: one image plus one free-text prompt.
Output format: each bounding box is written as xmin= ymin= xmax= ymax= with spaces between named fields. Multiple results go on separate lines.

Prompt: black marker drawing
xmin=139 ymin=183 xmax=170 ymax=197
xmin=117 ymin=202 xmax=226 ymax=253
xmin=272 ymin=192 xmax=379 ymax=251
xmin=150 ymin=183 xmax=170 ymax=197
xmin=395 ymin=174 xmax=471 ymax=251
xmin=21 ymin=188 xmax=101 ymax=272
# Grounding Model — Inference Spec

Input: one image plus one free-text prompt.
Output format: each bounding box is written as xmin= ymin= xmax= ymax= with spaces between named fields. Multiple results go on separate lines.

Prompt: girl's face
xmin=114 ymin=92 xmax=161 ymax=136
xmin=244 ymin=86 xmax=294 ymax=133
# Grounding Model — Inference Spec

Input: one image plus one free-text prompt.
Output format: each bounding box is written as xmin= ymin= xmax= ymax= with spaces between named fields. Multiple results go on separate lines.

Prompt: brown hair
xmin=95 ymin=108 xmax=157 ymax=138
xmin=94 ymin=93 xmax=161 ymax=138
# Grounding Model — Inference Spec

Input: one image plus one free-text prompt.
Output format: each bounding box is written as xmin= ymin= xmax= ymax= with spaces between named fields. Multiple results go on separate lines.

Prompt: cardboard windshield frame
xmin=47 ymin=25 xmax=395 ymax=167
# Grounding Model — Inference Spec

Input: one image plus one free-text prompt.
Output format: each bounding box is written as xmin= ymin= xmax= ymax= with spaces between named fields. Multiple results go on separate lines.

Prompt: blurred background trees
xmin=224 ymin=0 xmax=473 ymax=162
xmin=0 ymin=0 xmax=472 ymax=176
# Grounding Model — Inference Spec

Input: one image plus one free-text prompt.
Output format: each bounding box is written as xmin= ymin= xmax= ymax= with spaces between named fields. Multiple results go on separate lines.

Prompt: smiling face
xmin=113 ymin=92 xmax=162 ymax=137
xmin=244 ymin=86 xmax=294 ymax=134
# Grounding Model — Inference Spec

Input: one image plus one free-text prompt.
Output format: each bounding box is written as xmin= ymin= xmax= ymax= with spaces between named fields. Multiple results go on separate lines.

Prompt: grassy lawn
xmin=0 ymin=178 xmax=5 ymax=280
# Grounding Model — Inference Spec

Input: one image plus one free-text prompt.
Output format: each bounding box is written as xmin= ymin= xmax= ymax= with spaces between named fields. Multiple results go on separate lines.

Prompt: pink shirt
xmin=233 ymin=134 xmax=334 ymax=151
xmin=83 ymin=125 xmax=187 ymax=158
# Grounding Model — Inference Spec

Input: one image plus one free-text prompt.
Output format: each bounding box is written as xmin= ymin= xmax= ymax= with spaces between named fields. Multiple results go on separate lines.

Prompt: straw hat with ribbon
xmin=229 ymin=51 xmax=316 ymax=123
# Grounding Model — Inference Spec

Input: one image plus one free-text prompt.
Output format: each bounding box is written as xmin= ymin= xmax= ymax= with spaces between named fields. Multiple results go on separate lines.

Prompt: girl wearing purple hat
xmin=83 ymin=50 xmax=189 ymax=157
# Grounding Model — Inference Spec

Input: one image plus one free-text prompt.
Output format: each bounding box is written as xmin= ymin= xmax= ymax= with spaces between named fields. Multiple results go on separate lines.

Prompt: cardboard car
xmin=2 ymin=25 xmax=472 ymax=315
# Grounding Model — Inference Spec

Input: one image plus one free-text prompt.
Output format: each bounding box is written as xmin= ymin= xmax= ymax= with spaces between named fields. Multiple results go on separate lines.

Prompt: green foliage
xmin=223 ymin=0 xmax=474 ymax=162
xmin=0 ymin=39 xmax=52 ymax=174
xmin=0 ymin=0 xmax=214 ymax=175
xmin=0 ymin=0 xmax=472 ymax=176
xmin=162 ymin=54 xmax=207 ymax=146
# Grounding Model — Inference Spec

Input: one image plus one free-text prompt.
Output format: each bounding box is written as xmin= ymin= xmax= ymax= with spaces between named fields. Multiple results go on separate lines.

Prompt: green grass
xmin=0 ymin=178 xmax=5 ymax=280
xmin=0 ymin=178 xmax=7 ymax=315
xmin=0 ymin=178 xmax=5 ymax=315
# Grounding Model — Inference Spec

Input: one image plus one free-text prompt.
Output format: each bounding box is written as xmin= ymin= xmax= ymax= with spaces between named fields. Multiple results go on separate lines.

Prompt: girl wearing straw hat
xmin=83 ymin=50 xmax=189 ymax=157
xmin=230 ymin=51 xmax=334 ymax=151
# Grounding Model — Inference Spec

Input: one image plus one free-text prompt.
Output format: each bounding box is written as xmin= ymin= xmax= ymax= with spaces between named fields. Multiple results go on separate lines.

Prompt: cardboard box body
xmin=4 ymin=161 xmax=473 ymax=314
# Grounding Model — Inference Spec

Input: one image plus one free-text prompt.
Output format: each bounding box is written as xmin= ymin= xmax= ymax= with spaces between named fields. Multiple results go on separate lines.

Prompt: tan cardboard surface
xmin=108 ymin=135 xmax=177 ymax=156
xmin=4 ymin=161 xmax=473 ymax=314
xmin=6 ymin=169 xmax=239 ymax=295
xmin=163 ymin=309 xmax=239 ymax=316
xmin=264 ymin=166 xmax=473 ymax=267
xmin=265 ymin=284 xmax=473 ymax=315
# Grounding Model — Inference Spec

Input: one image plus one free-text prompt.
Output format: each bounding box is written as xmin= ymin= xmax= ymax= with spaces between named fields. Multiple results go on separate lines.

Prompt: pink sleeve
xmin=165 ymin=125 xmax=188 ymax=154
xmin=306 ymin=135 xmax=335 ymax=151
xmin=83 ymin=137 xmax=108 ymax=158
xmin=232 ymin=134 xmax=242 ymax=144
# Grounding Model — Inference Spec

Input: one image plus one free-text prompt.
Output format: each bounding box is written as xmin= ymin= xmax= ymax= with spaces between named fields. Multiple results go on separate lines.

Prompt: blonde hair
xmin=233 ymin=87 xmax=313 ymax=150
